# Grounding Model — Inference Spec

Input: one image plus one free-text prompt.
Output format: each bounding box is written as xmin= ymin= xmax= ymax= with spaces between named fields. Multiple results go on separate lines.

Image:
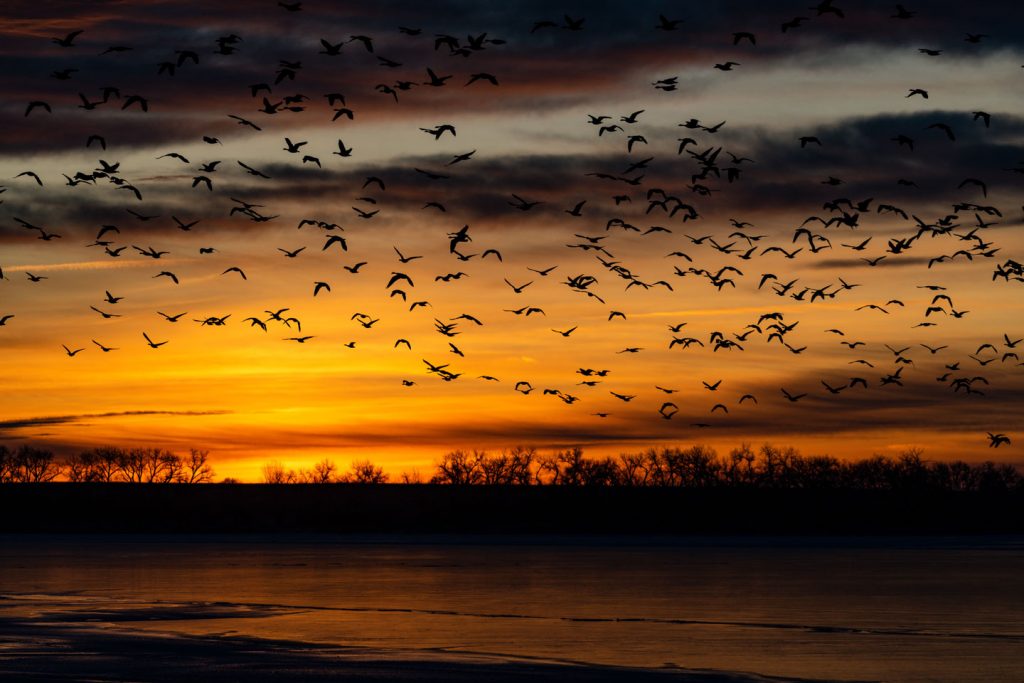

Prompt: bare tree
xmin=721 ymin=444 xmax=756 ymax=486
xmin=116 ymin=448 xmax=180 ymax=483
xmin=536 ymin=453 xmax=562 ymax=485
xmin=479 ymin=446 xmax=535 ymax=484
xmin=537 ymin=447 xmax=619 ymax=486
xmin=0 ymin=446 xmax=16 ymax=482
xmin=431 ymin=450 xmax=486 ymax=484
xmin=64 ymin=452 xmax=93 ymax=482
xmin=642 ymin=448 xmax=678 ymax=486
xmin=177 ymin=448 xmax=215 ymax=483
xmin=262 ymin=461 xmax=294 ymax=484
xmin=117 ymin=449 xmax=147 ymax=482
xmin=0 ymin=446 xmax=62 ymax=482
xmin=617 ymin=452 xmax=650 ymax=486
xmin=400 ymin=469 xmax=423 ymax=484
xmin=92 ymin=447 xmax=123 ymax=482
xmin=308 ymin=458 xmax=338 ymax=483
xmin=346 ymin=460 xmax=388 ymax=483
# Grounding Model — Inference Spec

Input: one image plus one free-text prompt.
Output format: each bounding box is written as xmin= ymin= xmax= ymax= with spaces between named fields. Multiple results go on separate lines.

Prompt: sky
xmin=1 ymin=0 xmax=1022 ymax=480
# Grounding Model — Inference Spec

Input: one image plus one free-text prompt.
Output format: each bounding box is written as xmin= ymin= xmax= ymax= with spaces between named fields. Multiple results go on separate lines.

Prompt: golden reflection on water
xmin=2 ymin=538 xmax=1023 ymax=682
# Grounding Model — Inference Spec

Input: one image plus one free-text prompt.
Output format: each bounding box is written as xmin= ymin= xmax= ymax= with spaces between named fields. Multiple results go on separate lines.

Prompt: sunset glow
xmin=1 ymin=0 xmax=1022 ymax=480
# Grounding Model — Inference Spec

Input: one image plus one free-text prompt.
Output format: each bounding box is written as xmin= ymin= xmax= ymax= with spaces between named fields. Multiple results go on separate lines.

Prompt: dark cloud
xmin=0 ymin=409 xmax=231 ymax=432
xmin=808 ymin=256 xmax=934 ymax=269
xmin=655 ymin=362 xmax=1024 ymax=440
xmin=700 ymin=112 xmax=1024 ymax=214
xmin=5 ymin=0 xmax=1021 ymax=158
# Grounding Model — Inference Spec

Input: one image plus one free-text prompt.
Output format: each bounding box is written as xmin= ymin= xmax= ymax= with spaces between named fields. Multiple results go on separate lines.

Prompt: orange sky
xmin=1 ymin=1 xmax=1022 ymax=480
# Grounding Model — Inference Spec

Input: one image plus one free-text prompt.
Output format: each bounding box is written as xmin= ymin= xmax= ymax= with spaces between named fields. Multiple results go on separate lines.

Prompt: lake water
xmin=1 ymin=536 xmax=1022 ymax=682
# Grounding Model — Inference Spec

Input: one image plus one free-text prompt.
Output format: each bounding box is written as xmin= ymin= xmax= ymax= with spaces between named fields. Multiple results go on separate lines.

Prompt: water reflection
xmin=2 ymin=536 xmax=1021 ymax=682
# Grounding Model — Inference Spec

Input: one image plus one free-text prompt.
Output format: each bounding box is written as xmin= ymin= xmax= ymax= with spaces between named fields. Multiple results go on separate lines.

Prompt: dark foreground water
xmin=0 ymin=536 xmax=1021 ymax=682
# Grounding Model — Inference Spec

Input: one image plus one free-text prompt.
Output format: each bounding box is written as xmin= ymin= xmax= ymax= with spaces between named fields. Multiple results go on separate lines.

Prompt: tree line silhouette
xmin=1 ymin=443 xmax=1019 ymax=492
xmin=423 ymin=445 xmax=1022 ymax=492
xmin=0 ymin=445 xmax=214 ymax=483
xmin=261 ymin=459 xmax=388 ymax=484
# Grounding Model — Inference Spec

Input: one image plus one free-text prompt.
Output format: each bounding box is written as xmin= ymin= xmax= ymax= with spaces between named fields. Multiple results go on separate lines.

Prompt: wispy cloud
xmin=0 ymin=410 xmax=231 ymax=431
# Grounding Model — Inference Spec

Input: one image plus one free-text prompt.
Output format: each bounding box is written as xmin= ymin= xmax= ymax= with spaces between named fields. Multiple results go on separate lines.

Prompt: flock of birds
xmin=2 ymin=2 xmax=1021 ymax=450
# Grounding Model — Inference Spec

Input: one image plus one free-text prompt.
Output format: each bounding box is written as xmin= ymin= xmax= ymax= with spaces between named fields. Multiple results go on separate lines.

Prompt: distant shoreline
xmin=2 ymin=484 xmax=1021 ymax=534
